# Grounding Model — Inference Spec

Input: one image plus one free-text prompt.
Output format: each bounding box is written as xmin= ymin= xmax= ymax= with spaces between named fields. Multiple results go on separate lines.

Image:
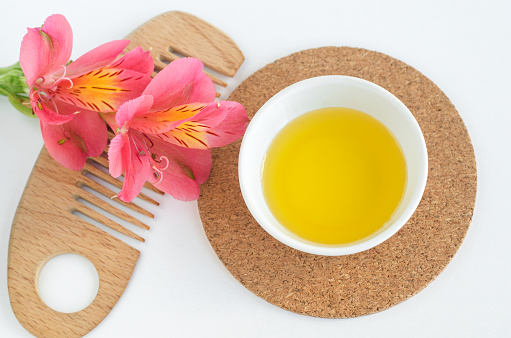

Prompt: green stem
xmin=0 ymin=61 xmax=35 ymax=117
xmin=0 ymin=62 xmax=22 ymax=75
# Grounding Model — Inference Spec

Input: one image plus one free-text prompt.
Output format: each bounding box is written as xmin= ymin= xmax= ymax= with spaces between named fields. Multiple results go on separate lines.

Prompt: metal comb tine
xmin=70 ymin=199 xmax=145 ymax=242
xmin=82 ymin=162 xmax=160 ymax=206
xmin=89 ymin=154 xmax=165 ymax=196
xmin=75 ymin=190 xmax=150 ymax=231
xmin=77 ymin=176 xmax=154 ymax=218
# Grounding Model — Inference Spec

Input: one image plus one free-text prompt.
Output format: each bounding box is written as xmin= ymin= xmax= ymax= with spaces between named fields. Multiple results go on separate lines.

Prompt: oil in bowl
xmin=261 ymin=107 xmax=407 ymax=245
xmin=238 ymin=75 xmax=428 ymax=256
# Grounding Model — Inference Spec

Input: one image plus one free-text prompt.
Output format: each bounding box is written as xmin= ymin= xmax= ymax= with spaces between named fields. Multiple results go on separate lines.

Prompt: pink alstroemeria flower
xmin=19 ymin=14 xmax=153 ymax=170
xmin=107 ymin=57 xmax=248 ymax=202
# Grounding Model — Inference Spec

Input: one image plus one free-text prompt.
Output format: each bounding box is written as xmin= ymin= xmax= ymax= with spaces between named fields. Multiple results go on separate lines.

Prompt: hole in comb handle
xmin=38 ymin=253 xmax=99 ymax=313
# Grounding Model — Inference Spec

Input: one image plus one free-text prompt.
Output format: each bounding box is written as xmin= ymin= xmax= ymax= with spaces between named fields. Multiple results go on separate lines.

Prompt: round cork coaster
xmin=197 ymin=47 xmax=477 ymax=318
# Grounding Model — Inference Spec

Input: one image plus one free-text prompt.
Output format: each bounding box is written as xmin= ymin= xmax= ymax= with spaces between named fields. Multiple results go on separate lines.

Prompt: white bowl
xmin=238 ymin=75 xmax=428 ymax=256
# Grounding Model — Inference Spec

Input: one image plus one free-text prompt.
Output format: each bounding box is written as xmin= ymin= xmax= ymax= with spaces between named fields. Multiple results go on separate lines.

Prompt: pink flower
xmin=106 ymin=58 xmax=248 ymax=202
xmin=19 ymin=14 xmax=153 ymax=170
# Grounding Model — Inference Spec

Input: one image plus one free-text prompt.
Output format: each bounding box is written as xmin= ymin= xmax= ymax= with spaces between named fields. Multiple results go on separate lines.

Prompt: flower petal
xmin=41 ymin=110 xmax=107 ymax=170
xmin=115 ymin=95 xmax=154 ymax=127
xmin=155 ymin=101 xmax=248 ymax=149
xmin=129 ymin=103 xmax=208 ymax=134
xmin=115 ymin=135 xmax=152 ymax=202
xmin=64 ymin=40 xmax=130 ymax=77
xmin=66 ymin=111 xmax=108 ymax=158
xmin=151 ymin=137 xmax=212 ymax=200
xmin=108 ymin=46 xmax=154 ymax=76
xmin=56 ymin=67 xmax=152 ymax=113
xmin=157 ymin=139 xmax=212 ymax=185
xmin=50 ymin=95 xmax=100 ymax=116
xmin=20 ymin=14 xmax=73 ymax=87
xmin=155 ymin=170 xmax=200 ymax=201
xmin=142 ymin=57 xmax=216 ymax=111
xmin=108 ymin=133 xmax=127 ymax=178
xmin=41 ymin=121 xmax=87 ymax=171
xmin=201 ymin=101 xmax=248 ymax=147
xmin=100 ymin=112 xmax=118 ymax=131
xmin=186 ymin=70 xmax=217 ymax=103
xmin=40 ymin=14 xmax=73 ymax=71
xmin=31 ymin=91 xmax=75 ymax=125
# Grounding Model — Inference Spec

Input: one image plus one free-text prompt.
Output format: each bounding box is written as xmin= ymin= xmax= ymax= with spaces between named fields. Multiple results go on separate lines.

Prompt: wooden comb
xmin=7 ymin=11 xmax=244 ymax=338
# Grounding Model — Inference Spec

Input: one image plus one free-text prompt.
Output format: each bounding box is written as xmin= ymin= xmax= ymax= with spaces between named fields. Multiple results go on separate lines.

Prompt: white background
xmin=1 ymin=0 xmax=510 ymax=337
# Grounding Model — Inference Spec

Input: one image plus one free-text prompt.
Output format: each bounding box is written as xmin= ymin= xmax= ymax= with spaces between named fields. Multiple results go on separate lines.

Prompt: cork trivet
xmin=198 ymin=47 xmax=477 ymax=318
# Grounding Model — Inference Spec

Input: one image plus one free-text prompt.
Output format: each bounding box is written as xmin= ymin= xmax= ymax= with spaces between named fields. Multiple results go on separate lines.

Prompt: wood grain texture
xmin=8 ymin=148 xmax=141 ymax=338
xmin=198 ymin=47 xmax=477 ymax=318
xmin=125 ymin=11 xmax=244 ymax=85
xmin=8 ymin=11 xmax=244 ymax=338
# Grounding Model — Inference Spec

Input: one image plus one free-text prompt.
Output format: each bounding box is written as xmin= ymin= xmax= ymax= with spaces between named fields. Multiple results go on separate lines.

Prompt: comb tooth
xmin=76 ymin=190 xmax=150 ymax=230
xmin=82 ymin=163 xmax=160 ymax=206
xmin=154 ymin=58 xmax=169 ymax=72
xmin=70 ymin=200 xmax=145 ymax=242
xmin=77 ymin=176 xmax=155 ymax=219
xmin=158 ymin=50 xmax=227 ymax=89
xmin=90 ymin=154 xmax=109 ymax=168
xmin=88 ymin=156 xmax=165 ymax=195
xmin=205 ymin=71 xmax=227 ymax=87
xmin=159 ymin=50 xmax=179 ymax=63
xmin=143 ymin=182 xmax=165 ymax=195
xmin=142 ymin=181 xmax=165 ymax=195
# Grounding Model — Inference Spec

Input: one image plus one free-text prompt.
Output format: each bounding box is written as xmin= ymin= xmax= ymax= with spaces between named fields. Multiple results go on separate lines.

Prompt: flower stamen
xmin=149 ymin=155 xmax=169 ymax=185
xmin=130 ymin=133 xmax=145 ymax=155
xmin=152 ymin=166 xmax=163 ymax=184
xmin=52 ymin=65 xmax=73 ymax=89
xmin=158 ymin=156 xmax=169 ymax=170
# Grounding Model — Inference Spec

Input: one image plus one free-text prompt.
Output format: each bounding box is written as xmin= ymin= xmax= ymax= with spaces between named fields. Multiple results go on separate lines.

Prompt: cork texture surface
xmin=197 ymin=47 xmax=477 ymax=318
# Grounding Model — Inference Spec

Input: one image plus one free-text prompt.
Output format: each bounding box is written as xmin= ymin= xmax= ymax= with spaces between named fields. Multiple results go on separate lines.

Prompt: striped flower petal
xmin=55 ymin=67 xmax=151 ymax=113
xmin=64 ymin=40 xmax=130 ymax=78
xmin=142 ymin=57 xmax=216 ymax=111
xmin=108 ymin=46 xmax=154 ymax=76
xmin=154 ymin=101 xmax=247 ymax=149
xmin=129 ymin=102 xmax=208 ymax=134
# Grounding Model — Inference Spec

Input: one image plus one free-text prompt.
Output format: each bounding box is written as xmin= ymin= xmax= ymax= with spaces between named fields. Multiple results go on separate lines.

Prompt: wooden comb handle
xmin=8 ymin=148 xmax=140 ymax=338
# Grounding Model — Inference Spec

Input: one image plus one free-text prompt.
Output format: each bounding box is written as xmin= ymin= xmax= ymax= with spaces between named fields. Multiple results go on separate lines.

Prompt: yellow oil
xmin=261 ymin=107 xmax=407 ymax=245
